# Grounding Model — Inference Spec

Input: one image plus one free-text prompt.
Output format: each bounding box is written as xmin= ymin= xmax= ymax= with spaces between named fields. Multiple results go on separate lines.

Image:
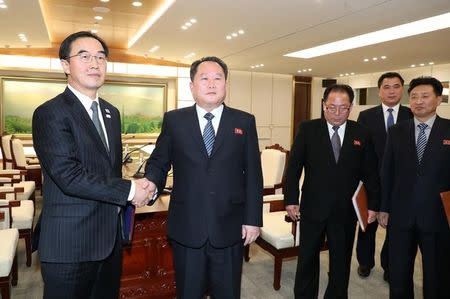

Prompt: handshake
xmin=131 ymin=178 xmax=157 ymax=208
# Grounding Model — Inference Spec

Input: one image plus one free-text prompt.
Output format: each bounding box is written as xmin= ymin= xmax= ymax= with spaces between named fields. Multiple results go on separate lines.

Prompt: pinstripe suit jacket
xmin=32 ymin=87 xmax=131 ymax=262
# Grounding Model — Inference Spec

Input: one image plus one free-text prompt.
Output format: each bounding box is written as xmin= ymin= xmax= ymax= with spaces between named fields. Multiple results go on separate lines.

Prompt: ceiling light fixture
xmin=363 ymin=58 xmax=369 ymax=62
xmin=419 ymin=63 xmax=425 ymax=66
xmin=181 ymin=25 xmax=188 ymax=30
xmin=226 ymin=35 xmax=232 ymax=40
xmin=91 ymin=29 xmax=98 ymax=34
xmin=238 ymin=29 xmax=245 ymax=35
xmin=184 ymin=52 xmax=195 ymax=59
xmin=94 ymin=15 xmax=103 ymax=20
xmin=381 ymin=56 xmax=387 ymax=59
xmin=0 ymin=4 xmax=7 ymax=9
xmin=149 ymin=45 xmax=160 ymax=53
xmin=410 ymin=64 xmax=416 ymax=67
xmin=285 ymin=12 xmax=450 ymax=58
xmin=190 ymin=18 xmax=197 ymax=23
xmin=132 ymin=1 xmax=143 ymax=7
xmin=372 ymin=57 xmax=378 ymax=61
xmin=128 ymin=0 xmax=176 ymax=48
xmin=100 ymin=0 xmax=110 ymax=2
xmin=429 ymin=62 xmax=434 ymax=65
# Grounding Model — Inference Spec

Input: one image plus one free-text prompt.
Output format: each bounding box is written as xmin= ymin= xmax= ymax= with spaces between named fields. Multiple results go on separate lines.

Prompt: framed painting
xmin=0 ymin=77 xmax=167 ymax=135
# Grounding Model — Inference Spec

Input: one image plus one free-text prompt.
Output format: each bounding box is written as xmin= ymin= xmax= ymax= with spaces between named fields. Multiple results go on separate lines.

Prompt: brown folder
xmin=352 ymin=181 xmax=369 ymax=232
xmin=439 ymin=190 xmax=450 ymax=228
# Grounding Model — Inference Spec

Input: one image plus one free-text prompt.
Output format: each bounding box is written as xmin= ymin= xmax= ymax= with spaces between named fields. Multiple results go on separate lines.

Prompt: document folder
xmin=439 ymin=190 xmax=450 ymax=228
xmin=123 ymin=203 xmax=136 ymax=243
xmin=352 ymin=181 xmax=369 ymax=232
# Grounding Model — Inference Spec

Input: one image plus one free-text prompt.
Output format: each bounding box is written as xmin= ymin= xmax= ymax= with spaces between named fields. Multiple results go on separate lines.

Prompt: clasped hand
xmin=131 ymin=178 xmax=157 ymax=208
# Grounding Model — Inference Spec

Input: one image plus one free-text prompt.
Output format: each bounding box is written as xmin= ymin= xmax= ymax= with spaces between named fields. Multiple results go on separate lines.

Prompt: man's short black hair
xmin=190 ymin=56 xmax=228 ymax=81
xmin=408 ymin=76 xmax=443 ymax=96
xmin=59 ymin=31 xmax=109 ymax=60
xmin=377 ymin=72 xmax=404 ymax=88
xmin=323 ymin=84 xmax=355 ymax=103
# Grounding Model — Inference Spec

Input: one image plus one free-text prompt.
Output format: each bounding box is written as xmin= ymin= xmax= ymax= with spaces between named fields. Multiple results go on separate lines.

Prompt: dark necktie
xmin=331 ymin=125 xmax=341 ymax=162
xmin=203 ymin=113 xmax=215 ymax=156
xmin=416 ymin=123 xmax=428 ymax=163
xmin=90 ymin=101 xmax=108 ymax=151
xmin=387 ymin=108 xmax=394 ymax=130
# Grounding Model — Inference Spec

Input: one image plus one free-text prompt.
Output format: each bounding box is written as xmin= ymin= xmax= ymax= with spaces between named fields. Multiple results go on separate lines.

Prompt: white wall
xmin=311 ymin=63 xmax=450 ymax=120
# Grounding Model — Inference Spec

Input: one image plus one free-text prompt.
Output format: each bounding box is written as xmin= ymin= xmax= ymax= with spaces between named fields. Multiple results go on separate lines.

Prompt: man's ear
xmin=61 ymin=59 xmax=70 ymax=76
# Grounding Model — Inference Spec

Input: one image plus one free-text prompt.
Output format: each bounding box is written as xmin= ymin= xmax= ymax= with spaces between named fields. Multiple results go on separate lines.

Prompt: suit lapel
xmin=64 ymin=88 xmax=110 ymax=161
xmin=210 ymin=106 xmax=230 ymax=157
xmin=187 ymin=105 xmax=209 ymax=157
xmin=420 ymin=116 xmax=441 ymax=169
xmin=375 ymin=105 xmax=387 ymax=134
xmin=339 ymin=122 xmax=355 ymax=165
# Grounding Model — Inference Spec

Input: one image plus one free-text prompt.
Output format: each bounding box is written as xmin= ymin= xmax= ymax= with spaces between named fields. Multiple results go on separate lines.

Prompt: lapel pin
xmin=353 ymin=140 xmax=361 ymax=146
xmin=234 ymin=128 xmax=243 ymax=135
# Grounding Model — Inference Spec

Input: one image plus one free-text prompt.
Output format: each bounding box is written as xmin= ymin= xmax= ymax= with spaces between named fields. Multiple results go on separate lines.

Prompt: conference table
xmin=120 ymin=164 xmax=176 ymax=299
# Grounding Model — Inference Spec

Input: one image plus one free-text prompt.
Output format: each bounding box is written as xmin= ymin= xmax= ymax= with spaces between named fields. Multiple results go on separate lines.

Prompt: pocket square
xmin=353 ymin=140 xmax=361 ymax=146
xmin=234 ymin=128 xmax=243 ymax=135
xmin=443 ymin=139 xmax=450 ymax=145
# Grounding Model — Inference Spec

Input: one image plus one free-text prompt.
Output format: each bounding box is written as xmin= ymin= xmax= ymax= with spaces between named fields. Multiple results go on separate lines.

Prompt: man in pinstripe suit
xmin=32 ymin=31 xmax=152 ymax=299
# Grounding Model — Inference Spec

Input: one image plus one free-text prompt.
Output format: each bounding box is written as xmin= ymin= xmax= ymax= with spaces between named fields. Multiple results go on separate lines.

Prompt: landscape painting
xmin=1 ymin=78 xmax=166 ymax=134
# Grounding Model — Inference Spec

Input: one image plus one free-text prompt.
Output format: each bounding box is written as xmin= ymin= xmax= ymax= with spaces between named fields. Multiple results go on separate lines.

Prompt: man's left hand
xmin=367 ymin=210 xmax=378 ymax=224
xmin=242 ymin=225 xmax=260 ymax=246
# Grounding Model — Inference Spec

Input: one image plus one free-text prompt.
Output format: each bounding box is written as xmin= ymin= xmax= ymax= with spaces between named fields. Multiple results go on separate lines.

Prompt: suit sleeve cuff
xmin=127 ymin=180 xmax=136 ymax=202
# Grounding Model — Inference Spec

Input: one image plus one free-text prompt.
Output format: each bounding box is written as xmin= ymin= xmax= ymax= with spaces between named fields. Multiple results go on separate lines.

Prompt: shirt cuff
xmin=127 ymin=180 xmax=136 ymax=202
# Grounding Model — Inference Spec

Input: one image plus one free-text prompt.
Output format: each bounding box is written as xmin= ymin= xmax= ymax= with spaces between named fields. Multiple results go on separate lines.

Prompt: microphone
xmin=132 ymin=160 xmax=146 ymax=178
xmin=122 ymin=142 xmax=153 ymax=164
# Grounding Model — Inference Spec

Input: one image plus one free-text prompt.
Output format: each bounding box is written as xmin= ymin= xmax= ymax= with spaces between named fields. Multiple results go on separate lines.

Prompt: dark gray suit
xmin=356 ymin=105 xmax=412 ymax=271
xmin=381 ymin=116 xmax=450 ymax=298
xmin=145 ymin=104 xmax=263 ymax=298
xmin=32 ymin=87 xmax=131 ymax=298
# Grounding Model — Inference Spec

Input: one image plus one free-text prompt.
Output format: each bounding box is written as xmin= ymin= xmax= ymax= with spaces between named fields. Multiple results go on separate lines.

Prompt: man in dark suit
xmin=285 ymin=84 xmax=380 ymax=299
xmin=379 ymin=76 xmax=450 ymax=298
xmin=143 ymin=56 xmax=263 ymax=298
xmin=32 ymin=31 xmax=151 ymax=299
xmin=355 ymin=72 xmax=413 ymax=280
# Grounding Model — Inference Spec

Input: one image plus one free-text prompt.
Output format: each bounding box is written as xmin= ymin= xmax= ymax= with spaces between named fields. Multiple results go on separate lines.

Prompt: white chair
xmin=1 ymin=135 xmax=13 ymax=170
xmin=0 ymin=201 xmax=19 ymax=299
xmin=261 ymin=144 xmax=288 ymax=195
xmin=0 ymin=186 xmax=34 ymax=267
xmin=10 ymin=137 xmax=42 ymax=192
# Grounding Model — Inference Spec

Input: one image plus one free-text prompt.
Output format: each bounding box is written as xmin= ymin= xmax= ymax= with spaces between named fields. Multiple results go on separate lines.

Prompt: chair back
xmin=10 ymin=138 xmax=27 ymax=168
xmin=1 ymin=135 xmax=13 ymax=169
xmin=261 ymin=149 xmax=286 ymax=187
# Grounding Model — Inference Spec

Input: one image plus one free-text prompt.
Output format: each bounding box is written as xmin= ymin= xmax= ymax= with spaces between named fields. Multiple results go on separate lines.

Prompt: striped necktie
xmin=416 ymin=123 xmax=428 ymax=164
xmin=203 ymin=113 xmax=215 ymax=156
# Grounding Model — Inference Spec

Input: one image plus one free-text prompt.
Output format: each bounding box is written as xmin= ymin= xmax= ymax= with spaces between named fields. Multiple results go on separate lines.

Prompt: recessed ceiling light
xmin=410 ymin=64 xmax=416 ymax=67
xmin=128 ymin=0 xmax=175 ymax=48
xmin=260 ymin=64 xmax=264 ymax=67
xmin=419 ymin=63 xmax=425 ymax=66
xmin=302 ymin=69 xmax=307 ymax=72
xmin=149 ymin=45 xmax=160 ymax=53
xmin=340 ymin=74 xmax=344 ymax=77
xmin=226 ymin=35 xmax=232 ymax=40
xmin=429 ymin=62 xmax=434 ymax=65
xmin=251 ymin=66 xmax=255 ymax=69
xmin=350 ymin=72 xmax=355 ymax=75
xmin=94 ymin=16 xmax=103 ymax=20
xmin=181 ymin=25 xmax=188 ymax=30
xmin=184 ymin=52 xmax=195 ymax=59
xmin=345 ymin=73 xmax=349 ymax=76
xmin=308 ymin=68 xmax=312 ymax=71
xmin=372 ymin=57 xmax=378 ymax=61
xmin=285 ymin=12 xmax=450 ymax=58
xmin=231 ymin=32 xmax=238 ymax=37
xmin=91 ymin=29 xmax=98 ymax=34
xmin=93 ymin=6 xmax=110 ymax=13
xmin=185 ymin=22 xmax=192 ymax=27
xmin=18 ymin=33 xmax=25 ymax=37
xmin=0 ymin=4 xmax=7 ymax=9
xmin=381 ymin=56 xmax=387 ymax=59
xmin=297 ymin=70 xmax=302 ymax=73
xmin=100 ymin=0 xmax=110 ymax=2
xmin=190 ymin=18 xmax=197 ymax=23
xmin=363 ymin=58 xmax=369 ymax=62
xmin=132 ymin=1 xmax=143 ymax=7
xmin=238 ymin=29 xmax=245 ymax=35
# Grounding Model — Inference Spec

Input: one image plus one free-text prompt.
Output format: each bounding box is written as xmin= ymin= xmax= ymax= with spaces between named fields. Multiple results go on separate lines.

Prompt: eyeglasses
xmin=324 ymin=105 xmax=351 ymax=114
xmin=66 ymin=52 xmax=107 ymax=64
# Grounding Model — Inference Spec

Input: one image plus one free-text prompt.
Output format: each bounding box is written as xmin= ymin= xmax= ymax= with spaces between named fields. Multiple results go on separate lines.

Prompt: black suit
xmin=144 ymin=104 xmax=263 ymax=298
xmin=32 ymin=87 xmax=131 ymax=298
xmin=285 ymin=119 xmax=380 ymax=299
xmin=356 ymin=105 xmax=412 ymax=271
xmin=381 ymin=116 xmax=450 ymax=298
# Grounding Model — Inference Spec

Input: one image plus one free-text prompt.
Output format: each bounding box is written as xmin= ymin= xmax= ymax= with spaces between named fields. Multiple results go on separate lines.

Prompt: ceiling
xmin=0 ymin=0 xmax=449 ymax=78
